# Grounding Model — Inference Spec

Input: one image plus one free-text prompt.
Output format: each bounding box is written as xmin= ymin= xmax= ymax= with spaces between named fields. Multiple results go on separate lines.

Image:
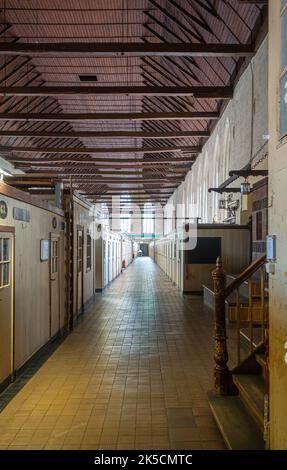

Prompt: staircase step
xmin=233 ymin=374 xmax=264 ymax=432
xmin=208 ymin=390 xmax=265 ymax=450
xmin=256 ymin=353 xmax=266 ymax=369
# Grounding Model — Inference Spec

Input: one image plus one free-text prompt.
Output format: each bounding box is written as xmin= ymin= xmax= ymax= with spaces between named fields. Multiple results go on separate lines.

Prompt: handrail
xmin=212 ymin=254 xmax=267 ymax=396
xmin=224 ymin=254 xmax=266 ymax=298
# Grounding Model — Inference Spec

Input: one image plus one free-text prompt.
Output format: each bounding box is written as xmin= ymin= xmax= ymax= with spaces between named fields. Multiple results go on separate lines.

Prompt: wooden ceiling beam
xmin=0 ymin=130 xmax=210 ymax=139
xmin=0 ymin=111 xmax=218 ymax=121
xmin=80 ymin=192 xmax=173 ymax=196
xmin=10 ymin=163 xmax=191 ymax=170
xmin=238 ymin=0 xmax=267 ymax=3
xmin=0 ymin=86 xmax=233 ymax=99
xmin=21 ymin=166 xmax=189 ymax=173
xmin=9 ymin=160 xmax=195 ymax=167
xmin=18 ymin=171 xmax=186 ymax=178
xmin=61 ymin=178 xmax=181 ymax=183
xmin=1 ymin=144 xmax=201 ymax=155
xmin=0 ymin=42 xmax=255 ymax=57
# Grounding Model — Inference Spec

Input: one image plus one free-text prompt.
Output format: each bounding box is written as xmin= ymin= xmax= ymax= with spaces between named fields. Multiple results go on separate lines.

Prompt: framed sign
xmin=0 ymin=200 xmax=8 ymax=219
xmin=266 ymin=235 xmax=276 ymax=262
xmin=40 ymin=239 xmax=49 ymax=262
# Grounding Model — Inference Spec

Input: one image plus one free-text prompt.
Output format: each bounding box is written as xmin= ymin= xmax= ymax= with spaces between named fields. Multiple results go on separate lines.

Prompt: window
xmin=280 ymin=2 xmax=287 ymax=137
xmin=0 ymin=238 xmax=10 ymax=288
xmin=77 ymin=232 xmax=83 ymax=273
xmin=121 ymin=195 xmax=132 ymax=233
xmin=256 ymin=211 xmax=263 ymax=241
xmin=86 ymin=232 xmax=92 ymax=271
xmin=143 ymin=203 xmax=154 ymax=234
xmin=51 ymin=240 xmax=58 ymax=274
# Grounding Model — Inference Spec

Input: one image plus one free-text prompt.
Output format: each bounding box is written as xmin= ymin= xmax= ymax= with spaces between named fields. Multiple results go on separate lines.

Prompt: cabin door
xmin=76 ymin=228 xmax=84 ymax=314
xmin=0 ymin=230 xmax=14 ymax=387
xmin=50 ymin=234 xmax=60 ymax=337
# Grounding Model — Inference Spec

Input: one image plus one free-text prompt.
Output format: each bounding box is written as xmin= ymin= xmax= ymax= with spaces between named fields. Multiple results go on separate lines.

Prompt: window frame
xmin=0 ymin=238 xmax=11 ymax=288
xmin=86 ymin=230 xmax=92 ymax=272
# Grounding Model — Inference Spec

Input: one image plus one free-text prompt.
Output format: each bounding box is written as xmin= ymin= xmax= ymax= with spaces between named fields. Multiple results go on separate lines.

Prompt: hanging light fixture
xmin=240 ymin=178 xmax=251 ymax=195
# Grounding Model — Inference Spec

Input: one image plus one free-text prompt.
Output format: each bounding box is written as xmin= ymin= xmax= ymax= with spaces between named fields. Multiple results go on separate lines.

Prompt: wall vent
xmin=79 ymin=75 xmax=98 ymax=82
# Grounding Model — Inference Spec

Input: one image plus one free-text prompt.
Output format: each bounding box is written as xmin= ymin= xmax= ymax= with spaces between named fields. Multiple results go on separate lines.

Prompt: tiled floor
xmin=0 ymin=257 xmax=225 ymax=450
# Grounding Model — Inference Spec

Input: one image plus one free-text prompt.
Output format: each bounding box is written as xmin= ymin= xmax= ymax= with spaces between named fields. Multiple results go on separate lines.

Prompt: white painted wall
xmin=164 ymin=37 xmax=268 ymax=232
xmin=268 ymin=1 xmax=287 ymax=450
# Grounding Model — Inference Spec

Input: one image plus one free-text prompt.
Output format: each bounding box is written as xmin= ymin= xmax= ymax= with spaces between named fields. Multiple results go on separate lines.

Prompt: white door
xmin=50 ymin=235 xmax=60 ymax=337
xmin=0 ymin=231 xmax=14 ymax=386
xmin=77 ymin=229 xmax=84 ymax=313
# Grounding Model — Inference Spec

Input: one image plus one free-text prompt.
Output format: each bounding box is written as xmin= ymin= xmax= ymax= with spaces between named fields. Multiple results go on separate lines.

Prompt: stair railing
xmin=212 ymin=254 xmax=267 ymax=395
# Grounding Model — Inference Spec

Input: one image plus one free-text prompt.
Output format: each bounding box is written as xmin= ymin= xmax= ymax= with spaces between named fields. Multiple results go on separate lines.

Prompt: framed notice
xmin=40 ymin=239 xmax=49 ymax=262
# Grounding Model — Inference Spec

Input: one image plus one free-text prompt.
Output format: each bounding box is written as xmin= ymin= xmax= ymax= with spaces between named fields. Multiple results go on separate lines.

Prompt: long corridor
xmin=0 ymin=258 xmax=224 ymax=450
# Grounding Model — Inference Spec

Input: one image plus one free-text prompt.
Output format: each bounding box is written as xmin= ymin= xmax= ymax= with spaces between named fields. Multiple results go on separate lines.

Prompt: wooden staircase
xmin=204 ymin=273 xmax=267 ymax=323
xmin=207 ymin=255 xmax=269 ymax=450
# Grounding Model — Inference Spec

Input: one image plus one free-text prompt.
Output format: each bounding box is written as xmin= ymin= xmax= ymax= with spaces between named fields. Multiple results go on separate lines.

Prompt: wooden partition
xmin=71 ymin=196 xmax=95 ymax=318
xmin=151 ymin=224 xmax=250 ymax=294
xmin=183 ymin=225 xmax=251 ymax=294
xmin=0 ymin=183 xmax=66 ymax=380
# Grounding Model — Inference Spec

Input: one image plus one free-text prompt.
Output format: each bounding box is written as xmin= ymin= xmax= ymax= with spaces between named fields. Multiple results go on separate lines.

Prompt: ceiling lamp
xmin=240 ymin=178 xmax=251 ymax=195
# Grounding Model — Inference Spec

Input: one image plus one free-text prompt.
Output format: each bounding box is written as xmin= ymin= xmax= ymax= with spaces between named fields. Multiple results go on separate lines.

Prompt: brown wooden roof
xmin=0 ymin=0 xmax=267 ymax=206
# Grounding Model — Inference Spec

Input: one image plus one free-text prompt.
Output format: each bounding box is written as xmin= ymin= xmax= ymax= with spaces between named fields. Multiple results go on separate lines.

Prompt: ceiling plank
xmin=1 ymin=144 xmax=201 ymax=155
xmin=0 ymin=42 xmax=255 ymax=57
xmin=0 ymin=111 xmax=219 ymax=121
xmin=0 ymin=86 xmax=233 ymax=98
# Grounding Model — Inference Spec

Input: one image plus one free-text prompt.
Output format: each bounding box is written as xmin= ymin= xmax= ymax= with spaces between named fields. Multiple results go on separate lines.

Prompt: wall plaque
xmin=0 ymin=200 xmax=8 ymax=219
xmin=40 ymin=239 xmax=49 ymax=262
xmin=13 ymin=207 xmax=30 ymax=222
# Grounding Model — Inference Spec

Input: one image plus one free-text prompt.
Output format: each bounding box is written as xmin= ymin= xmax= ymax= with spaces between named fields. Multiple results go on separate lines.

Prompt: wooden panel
xmin=0 ymin=193 xmax=66 ymax=370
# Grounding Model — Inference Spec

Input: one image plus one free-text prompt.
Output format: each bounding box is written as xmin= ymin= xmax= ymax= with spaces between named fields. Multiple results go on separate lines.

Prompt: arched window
xmin=143 ymin=202 xmax=154 ymax=235
xmin=196 ymin=159 xmax=202 ymax=220
xmin=101 ymin=203 xmax=110 ymax=228
xmin=212 ymin=137 xmax=220 ymax=222
xmin=121 ymin=195 xmax=132 ymax=233
xmin=223 ymin=119 xmax=231 ymax=182
xmin=202 ymin=152 xmax=209 ymax=223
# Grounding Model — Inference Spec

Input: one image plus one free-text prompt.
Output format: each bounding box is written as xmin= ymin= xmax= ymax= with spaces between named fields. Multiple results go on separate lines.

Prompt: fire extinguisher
xmin=122 ymin=259 xmax=126 ymax=269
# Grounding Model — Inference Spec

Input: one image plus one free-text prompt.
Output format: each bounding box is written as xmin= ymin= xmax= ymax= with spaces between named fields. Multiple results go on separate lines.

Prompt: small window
xmin=51 ymin=240 xmax=58 ymax=274
xmin=256 ymin=211 xmax=263 ymax=241
xmin=86 ymin=232 xmax=92 ymax=271
xmin=0 ymin=238 xmax=10 ymax=288
xmin=77 ymin=232 xmax=83 ymax=273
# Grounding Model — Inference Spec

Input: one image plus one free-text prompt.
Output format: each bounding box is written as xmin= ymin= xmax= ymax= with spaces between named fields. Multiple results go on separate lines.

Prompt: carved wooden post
xmin=212 ymin=257 xmax=236 ymax=395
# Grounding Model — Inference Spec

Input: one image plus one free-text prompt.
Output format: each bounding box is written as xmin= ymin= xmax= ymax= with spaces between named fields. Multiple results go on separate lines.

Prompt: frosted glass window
xmin=280 ymin=72 xmax=287 ymax=137
xmin=0 ymin=238 xmax=10 ymax=288
xmin=143 ymin=204 xmax=154 ymax=234
xmin=281 ymin=7 xmax=287 ymax=71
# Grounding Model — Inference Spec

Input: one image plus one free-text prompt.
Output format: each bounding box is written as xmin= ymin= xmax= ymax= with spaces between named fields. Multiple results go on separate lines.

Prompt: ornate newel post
xmin=212 ymin=257 xmax=236 ymax=395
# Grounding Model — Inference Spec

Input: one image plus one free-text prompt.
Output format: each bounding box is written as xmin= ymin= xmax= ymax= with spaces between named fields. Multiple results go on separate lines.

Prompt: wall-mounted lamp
xmin=240 ymin=179 xmax=251 ymax=195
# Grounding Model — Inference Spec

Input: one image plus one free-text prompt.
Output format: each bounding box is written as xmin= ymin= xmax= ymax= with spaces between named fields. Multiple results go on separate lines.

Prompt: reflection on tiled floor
xmin=0 ymin=257 xmax=225 ymax=450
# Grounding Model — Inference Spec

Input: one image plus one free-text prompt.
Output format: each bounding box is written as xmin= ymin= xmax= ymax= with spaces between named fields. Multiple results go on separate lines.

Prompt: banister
xmin=224 ymin=254 xmax=266 ymax=298
xmin=212 ymin=253 xmax=267 ymax=395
